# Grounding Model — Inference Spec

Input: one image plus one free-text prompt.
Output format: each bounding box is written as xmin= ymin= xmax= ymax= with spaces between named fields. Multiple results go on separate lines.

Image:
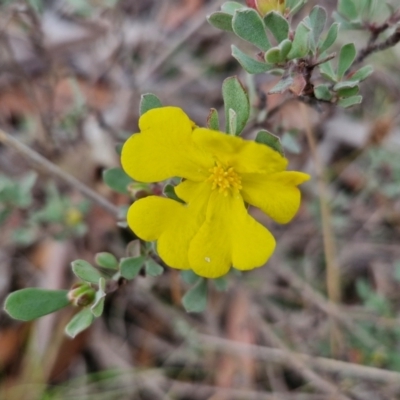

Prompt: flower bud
xmin=68 ymin=282 xmax=96 ymax=307
xmin=246 ymin=0 xmax=286 ymax=16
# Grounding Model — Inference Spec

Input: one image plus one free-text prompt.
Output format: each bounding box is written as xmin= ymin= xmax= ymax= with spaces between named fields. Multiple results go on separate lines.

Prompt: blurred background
xmin=1 ymin=0 xmax=400 ymax=399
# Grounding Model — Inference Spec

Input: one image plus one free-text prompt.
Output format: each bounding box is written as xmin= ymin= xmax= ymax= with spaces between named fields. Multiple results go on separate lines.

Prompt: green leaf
xmin=4 ymin=289 xmax=69 ymax=321
xmin=232 ymin=9 xmax=271 ymax=51
xmin=264 ymin=11 xmax=289 ymax=43
xmin=163 ymin=184 xmax=185 ymax=204
xmin=95 ymin=252 xmax=119 ymax=270
xmin=265 ymin=47 xmax=281 ymax=64
xmin=333 ymin=80 xmax=359 ymax=91
xmin=319 ymin=23 xmax=339 ymax=54
xmin=139 ymin=93 xmax=162 ymax=116
xmin=207 ymin=12 xmax=233 ymax=32
xmin=255 ymin=130 xmax=284 ymax=155
xmin=337 ymin=85 xmax=360 ymax=98
xmin=279 ymin=39 xmax=292 ymax=60
xmin=181 ymin=270 xmax=201 ymax=285
xmin=65 ymin=309 xmax=95 ymax=338
xmin=314 ymin=84 xmax=332 ymax=101
xmin=337 ymin=43 xmax=356 ymax=79
xmin=102 ymin=167 xmax=133 ymax=194
xmin=213 ymin=277 xmax=228 ymax=292
xmin=145 ymin=259 xmax=164 ymax=277
xmin=120 ymin=256 xmax=145 ymax=280
xmin=309 ymin=6 xmax=327 ymax=50
xmin=231 ymin=45 xmax=272 ymax=74
xmin=207 ymin=108 xmax=220 ymax=131
xmin=287 ymin=22 xmax=310 ymax=59
xmin=349 ymin=65 xmax=374 ymax=82
xmin=338 ymin=0 xmax=358 ymax=21
xmin=281 ymin=132 xmax=301 ymax=154
xmin=319 ymin=60 xmax=337 ymax=82
xmin=268 ymin=76 xmax=294 ymax=94
xmin=90 ymin=278 xmax=106 ymax=318
xmin=222 ymin=76 xmax=250 ymax=135
xmin=182 ymin=278 xmax=208 ymax=313
xmin=338 ymin=95 xmax=362 ymax=108
xmin=287 ymin=0 xmax=307 ymax=17
xmin=221 ymin=1 xmax=244 ymax=14
xmin=71 ymin=260 xmax=103 ymax=284
xmin=228 ymin=108 xmax=238 ymax=135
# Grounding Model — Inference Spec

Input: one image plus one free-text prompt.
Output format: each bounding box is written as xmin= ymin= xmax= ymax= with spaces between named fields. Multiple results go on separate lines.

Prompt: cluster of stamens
xmin=207 ymin=162 xmax=242 ymax=196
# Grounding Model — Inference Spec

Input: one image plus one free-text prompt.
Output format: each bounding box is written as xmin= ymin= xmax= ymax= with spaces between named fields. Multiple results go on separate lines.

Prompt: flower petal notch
xmin=121 ymin=107 xmax=310 ymax=279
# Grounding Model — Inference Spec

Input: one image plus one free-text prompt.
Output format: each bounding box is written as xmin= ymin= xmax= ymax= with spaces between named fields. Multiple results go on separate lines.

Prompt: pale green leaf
xmin=139 ymin=93 xmax=162 ymax=116
xmin=207 ymin=12 xmax=233 ymax=32
xmin=231 ymin=45 xmax=272 ymax=74
xmin=182 ymin=278 xmax=208 ymax=313
xmin=120 ymin=256 xmax=146 ymax=280
xmin=65 ymin=309 xmax=95 ymax=338
xmin=71 ymin=260 xmax=103 ymax=284
xmin=264 ymin=11 xmax=289 ymax=43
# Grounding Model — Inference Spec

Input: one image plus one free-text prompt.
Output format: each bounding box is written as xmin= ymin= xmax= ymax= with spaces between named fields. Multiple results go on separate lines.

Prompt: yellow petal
xmin=193 ymin=128 xmax=287 ymax=174
xmin=121 ymin=107 xmax=213 ymax=182
xmin=241 ymin=171 xmax=310 ymax=224
xmin=188 ymin=192 xmax=276 ymax=278
xmin=127 ymin=196 xmax=194 ymax=269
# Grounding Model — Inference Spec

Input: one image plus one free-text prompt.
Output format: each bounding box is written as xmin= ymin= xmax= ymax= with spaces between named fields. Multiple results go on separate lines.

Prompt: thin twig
xmin=355 ymin=26 xmax=400 ymax=65
xmin=197 ymin=334 xmax=400 ymax=385
xmin=0 ymin=129 xmax=120 ymax=218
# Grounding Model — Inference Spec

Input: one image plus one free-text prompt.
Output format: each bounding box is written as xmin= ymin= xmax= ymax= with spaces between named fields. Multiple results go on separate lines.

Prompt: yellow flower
xmin=246 ymin=0 xmax=286 ymax=16
xmin=121 ymin=107 xmax=309 ymax=278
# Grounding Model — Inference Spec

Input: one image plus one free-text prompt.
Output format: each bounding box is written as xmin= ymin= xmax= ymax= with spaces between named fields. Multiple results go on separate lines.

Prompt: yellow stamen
xmin=207 ymin=162 xmax=242 ymax=196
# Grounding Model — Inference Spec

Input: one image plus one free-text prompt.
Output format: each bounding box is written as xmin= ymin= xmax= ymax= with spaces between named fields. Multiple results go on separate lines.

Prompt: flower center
xmin=207 ymin=162 xmax=242 ymax=195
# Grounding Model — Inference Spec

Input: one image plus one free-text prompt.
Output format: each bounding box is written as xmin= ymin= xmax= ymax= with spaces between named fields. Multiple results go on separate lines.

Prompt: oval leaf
xmin=95 ymin=252 xmax=119 ymax=270
xmin=120 ymin=256 xmax=146 ymax=280
xmin=231 ymin=45 xmax=272 ymax=74
xmin=232 ymin=9 xmax=271 ymax=51
xmin=65 ymin=309 xmax=95 ymax=338
xmin=71 ymin=260 xmax=103 ymax=284
xmin=145 ymin=259 xmax=164 ymax=277
xmin=102 ymin=167 xmax=133 ymax=194
xmin=264 ymin=11 xmax=289 ymax=43
xmin=207 ymin=12 xmax=233 ymax=32
xmin=139 ymin=93 xmax=162 ymax=116
xmin=222 ymin=76 xmax=250 ymax=135
xmin=338 ymin=43 xmax=356 ymax=79
xmin=182 ymin=278 xmax=208 ymax=313
xmin=4 ymin=289 xmax=69 ymax=321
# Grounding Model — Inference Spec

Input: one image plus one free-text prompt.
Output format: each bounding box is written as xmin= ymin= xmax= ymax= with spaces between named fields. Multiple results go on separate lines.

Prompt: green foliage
xmin=255 ymin=130 xmax=284 ymax=155
xmin=231 ymin=45 xmax=272 ymax=74
xmin=207 ymin=12 xmax=233 ymax=32
xmin=222 ymin=76 xmax=250 ymax=135
xmin=264 ymin=12 xmax=289 ymax=43
xmin=163 ymin=184 xmax=185 ymax=204
xmin=102 ymin=167 xmax=133 ymax=195
xmin=4 ymin=289 xmax=70 ymax=321
xmin=72 ymin=260 xmax=104 ymax=284
xmin=232 ymin=9 xmax=271 ymax=51
xmin=120 ymin=256 xmax=146 ymax=279
xmin=182 ymin=278 xmax=208 ymax=313
xmin=95 ymin=252 xmax=119 ymax=270
xmin=207 ymin=108 xmax=220 ymax=131
xmin=287 ymin=22 xmax=310 ymax=59
xmin=318 ymin=22 xmax=339 ymax=54
xmin=139 ymin=93 xmax=163 ymax=116
xmin=66 ymin=309 xmax=95 ymax=338
xmin=145 ymin=259 xmax=164 ymax=277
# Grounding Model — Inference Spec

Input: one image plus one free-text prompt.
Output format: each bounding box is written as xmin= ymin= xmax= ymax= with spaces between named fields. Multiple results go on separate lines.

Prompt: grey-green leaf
xmin=231 ymin=45 xmax=272 ymax=74
xmin=4 ymin=289 xmax=69 ymax=321
xmin=221 ymin=1 xmax=244 ymax=14
xmin=213 ymin=276 xmax=228 ymax=292
xmin=287 ymin=22 xmax=310 ymax=59
xmin=163 ymin=184 xmax=185 ymax=204
xmin=337 ymin=43 xmax=356 ymax=79
xmin=139 ymin=93 xmax=162 ymax=116
xmin=264 ymin=11 xmax=289 ymax=43
xmin=95 ymin=252 xmax=119 ymax=270
xmin=255 ymin=130 xmax=284 ymax=155
xmin=222 ymin=76 xmax=250 ymax=135
xmin=319 ymin=60 xmax=337 ymax=82
xmin=338 ymin=0 xmax=358 ymax=21
xmin=338 ymin=95 xmax=362 ymax=108
xmin=207 ymin=12 xmax=233 ymax=32
xmin=319 ymin=23 xmax=339 ymax=54
xmin=102 ymin=167 xmax=133 ymax=194
xmin=336 ymin=85 xmax=360 ymax=98
xmin=314 ymin=84 xmax=332 ymax=101
xmin=309 ymin=6 xmax=327 ymax=49
xmin=181 ymin=270 xmax=201 ymax=285
xmin=265 ymin=47 xmax=281 ymax=64
xmin=268 ymin=76 xmax=294 ymax=94
xmin=333 ymin=80 xmax=359 ymax=91
xmin=232 ymin=9 xmax=271 ymax=51
xmin=71 ymin=260 xmax=103 ymax=284
xmin=90 ymin=278 xmax=106 ymax=318
xmin=120 ymin=256 xmax=146 ymax=280
xmin=229 ymin=108 xmax=238 ymax=135
xmin=65 ymin=309 xmax=95 ymax=338
xmin=349 ymin=65 xmax=374 ymax=82
xmin=207 ymin=108 xmax=220 ymax=131
xmin=182 ymin=278 xmax=208 ymax=313
xmin=145 ymin=259 xmax=164 ymax=277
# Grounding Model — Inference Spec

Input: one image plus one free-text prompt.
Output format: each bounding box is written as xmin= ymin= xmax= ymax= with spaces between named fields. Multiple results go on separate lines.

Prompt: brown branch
xmin=355 ymin=26 xmax=400 ymax=65
xmin=0 ymin=129 xmax=120 ymax=218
